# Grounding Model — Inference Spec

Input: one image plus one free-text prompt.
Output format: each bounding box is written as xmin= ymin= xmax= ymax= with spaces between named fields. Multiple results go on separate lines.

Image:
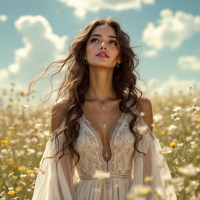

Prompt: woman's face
xmin=84 ymin=25 xmax=121 ymax=68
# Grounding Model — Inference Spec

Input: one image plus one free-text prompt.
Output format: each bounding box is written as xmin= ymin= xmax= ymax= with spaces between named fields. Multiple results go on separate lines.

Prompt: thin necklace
xmin=86 ymin=92 xmax=118 ymax=163
xmin=86 ymin=92 xmax=114 ymax=111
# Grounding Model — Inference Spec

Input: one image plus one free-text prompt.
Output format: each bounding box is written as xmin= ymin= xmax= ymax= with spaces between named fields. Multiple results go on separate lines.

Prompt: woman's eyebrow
xmin=90 ymin=34 xmax=116 ymax=39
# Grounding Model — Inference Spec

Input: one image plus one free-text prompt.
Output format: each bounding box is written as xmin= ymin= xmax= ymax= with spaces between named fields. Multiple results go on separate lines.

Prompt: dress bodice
xmin=74 ymin=102 xmax=136 ymax=178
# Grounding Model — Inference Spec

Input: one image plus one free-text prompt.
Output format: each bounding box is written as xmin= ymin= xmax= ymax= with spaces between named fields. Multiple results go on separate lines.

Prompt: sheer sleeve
xmin=32 ymin=117 xmax=79 ymax=200
xmin=128 ymin=107 xmax=177 ymax=200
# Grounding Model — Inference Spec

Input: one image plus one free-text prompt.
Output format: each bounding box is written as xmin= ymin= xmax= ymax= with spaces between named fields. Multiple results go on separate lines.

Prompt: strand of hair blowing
xmin=27 ymin=17 xmax=146 ymax=175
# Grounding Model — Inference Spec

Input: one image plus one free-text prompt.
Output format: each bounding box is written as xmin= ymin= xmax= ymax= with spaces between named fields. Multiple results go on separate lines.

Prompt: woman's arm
xmin=32 ymin=99 xmax=78 ymax=200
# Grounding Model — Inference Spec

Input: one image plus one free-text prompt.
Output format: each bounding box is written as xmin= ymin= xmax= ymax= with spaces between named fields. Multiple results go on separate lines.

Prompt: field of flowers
xmin=0 ymin=83 xmax=200 ymax=200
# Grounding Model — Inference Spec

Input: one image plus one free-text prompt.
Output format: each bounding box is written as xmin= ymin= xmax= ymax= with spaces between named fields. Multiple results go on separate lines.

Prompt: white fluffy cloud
xmin=0 ymin=69 xmax=9 ymax=79
xmin=142 ymin=9 xmax=200 ymax=54
xmin=7 ymin=15 xmax=67 ymax=78
xmin=1 ymin=15 xmax=68 ymax=100
xmin=178 ymin=55 xmax=200 ymax=71
xmin=58 ymin=0 xmax=155 ymax=18
xmin=138 ymin=75 xmax=200 ymax=97
xmin=142 ymin=49 xmax=157 ymax=57
xmin=0 ymin=14 xmax=8 ymax=22
xmin=147 ymin=78 xmax=158 ymax=87
xmin=151 ymin=76 xmax=199 ymax=96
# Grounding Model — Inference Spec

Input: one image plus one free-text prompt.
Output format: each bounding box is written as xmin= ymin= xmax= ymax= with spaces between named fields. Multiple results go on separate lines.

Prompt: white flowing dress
xmin=32 ymin=99 xmax=177 ymax=200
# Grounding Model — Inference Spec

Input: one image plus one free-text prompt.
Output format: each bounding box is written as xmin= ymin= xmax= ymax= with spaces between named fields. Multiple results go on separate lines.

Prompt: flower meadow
xmin=0 ymin=83 xmax=200 ymax=200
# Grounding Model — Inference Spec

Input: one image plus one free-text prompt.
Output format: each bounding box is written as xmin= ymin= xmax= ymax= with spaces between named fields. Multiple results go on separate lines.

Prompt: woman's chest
xmin=74 ymin=116 xmax=136 ymax=175
xmin=75 ymin=115 xmax=135 ymax=158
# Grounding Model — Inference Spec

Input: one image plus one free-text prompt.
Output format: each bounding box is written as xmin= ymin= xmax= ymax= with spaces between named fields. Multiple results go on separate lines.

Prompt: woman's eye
xmin=91 ymin=38 xmax=99 ymax=43
xmin=110 ymin=40 xmax=117 ymax=45
xmin=91 ymin=38 xmax=117 ymax=45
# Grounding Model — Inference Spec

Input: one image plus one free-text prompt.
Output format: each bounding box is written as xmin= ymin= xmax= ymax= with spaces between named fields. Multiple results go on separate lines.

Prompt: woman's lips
xmin=96 ymin=54 xmax=109 ymax=58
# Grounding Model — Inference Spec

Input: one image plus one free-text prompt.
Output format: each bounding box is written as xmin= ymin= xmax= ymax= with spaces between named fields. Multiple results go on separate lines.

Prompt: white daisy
xmin=172 ymin=106 xmax=181 ymax=112
xmin=92 ymin=170 xmax=110 ymax=182
xmin=20 ymin=174 xmax=27 ymax=178
xmin=137 ymin=125 xmax=148 ymax=135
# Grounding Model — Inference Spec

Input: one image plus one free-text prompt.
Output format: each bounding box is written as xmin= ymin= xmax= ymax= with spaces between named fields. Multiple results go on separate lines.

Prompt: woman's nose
xmin=100 ymin=42 xmax=107 ymax=51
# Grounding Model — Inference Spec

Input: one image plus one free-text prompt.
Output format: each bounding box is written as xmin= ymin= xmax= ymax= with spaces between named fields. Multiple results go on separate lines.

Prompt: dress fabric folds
xmin=32 ymin=99 xmax=177 ymax=200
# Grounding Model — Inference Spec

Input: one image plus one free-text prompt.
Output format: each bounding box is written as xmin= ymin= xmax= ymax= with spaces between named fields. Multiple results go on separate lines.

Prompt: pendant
xmin=105 ymin=151 xmax=109 ymax=161
xmin=102 ymin=105 xmax=106 ymax=110
xmin=103 ymin=123 xmax=107 ymax=128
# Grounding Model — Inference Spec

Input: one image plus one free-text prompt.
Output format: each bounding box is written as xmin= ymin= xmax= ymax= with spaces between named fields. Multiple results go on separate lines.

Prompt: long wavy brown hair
xmin=27 ymin=17 xmax=146 ymax=174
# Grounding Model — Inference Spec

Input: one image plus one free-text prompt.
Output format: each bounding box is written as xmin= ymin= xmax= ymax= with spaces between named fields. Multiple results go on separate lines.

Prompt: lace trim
xmin=81 ymin=112 xmax=126 ymax=169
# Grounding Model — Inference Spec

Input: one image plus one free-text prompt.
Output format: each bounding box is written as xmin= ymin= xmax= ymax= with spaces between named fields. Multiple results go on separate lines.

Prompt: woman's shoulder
xmin=51 ymin=98 xmax=68 ymax=135
xmin=136 ymin=94 xmax=152 ymax=112
xmin=126 ymin=94 xmax=151 ymax=113
xmin=134 ymin=94 xmax=153 ymax=132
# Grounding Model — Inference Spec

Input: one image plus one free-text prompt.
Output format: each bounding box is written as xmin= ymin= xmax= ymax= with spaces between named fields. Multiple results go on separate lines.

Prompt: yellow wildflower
xmin=157 ymin=123 xmax=161 ymax=127
xmin=176 ymin=166 xmax=178 ymax=169
xmin=18 ymin=166 xmax=26 ymax=171
xmin=20 ymin=91 xmax=25 ymax=96
xmin=46 ymin=137 xmax=49 ymax=141
xmin=7 ymin=191 xmax=15 ymax=195
xmin=9 ymin=97 xmax=13 ymax=102
xmin=153 ymin=128 xmax=157 ymax=132
xmin=186 ymin=126 xmax=190 ymax=131
xmin=19 ymin=126 xmax=23 ymax=130
xmin=1 ymin=140 xmax=8 ymax=146
xmin=8 ymin=172 xmax=14 ymax=177
xmin=12 ymin=176 xmax=18 ymax=179
xmin=6 ymin=158 xmax=12 ymax=163
xmin=172 ymin=166 xmax=175 ymax=169
xmin=21 ymin=182 xmax=26 ymax=186
xmin=170 ymin=142 xmax=176 ymax=148
xmin=8 ymin=103 xmax=12 ymax=107
xmin=2 ymin=90 xmax=7 ymax=95
xmin=198 ymin=131 xmax=200 ymax=134
xmin=15 ymin=187 xmax=22 ymax=192
xmin=170 ymin=171 xmax=172 ymax=173
xmin=30 ymin=179 xmax=35 ymax=183
xmin=26 ymin=169 xmax=34 ymax=174
xmin=160 ymin=131 xmax=165 ymax=135
xmin=13 ymin=162 xmax=17 ymax=169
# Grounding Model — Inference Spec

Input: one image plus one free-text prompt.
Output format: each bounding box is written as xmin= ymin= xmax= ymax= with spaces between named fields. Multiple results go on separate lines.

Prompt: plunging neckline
xmin=80 ymin=99 xmax=132 ymax=166
xmin=81 ymin=112 xmax=126 ymax=166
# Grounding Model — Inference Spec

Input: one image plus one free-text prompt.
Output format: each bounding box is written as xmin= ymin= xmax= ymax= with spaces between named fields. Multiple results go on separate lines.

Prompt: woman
xmin=30 ymin=18 xmax=177 ymax=200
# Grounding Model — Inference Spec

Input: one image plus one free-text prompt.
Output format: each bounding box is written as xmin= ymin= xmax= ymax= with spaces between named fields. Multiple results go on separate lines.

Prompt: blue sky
xmin=0 ymin=0 xmax=200 ymax=105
